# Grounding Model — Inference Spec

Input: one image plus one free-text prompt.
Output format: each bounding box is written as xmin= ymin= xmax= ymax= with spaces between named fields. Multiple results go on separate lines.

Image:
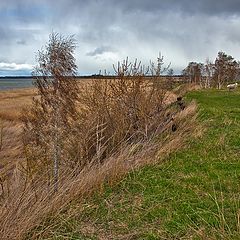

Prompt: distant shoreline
xmin=0 ymin=75 xmax=186 ymax=91
xmin=0 ymin=75 xmax=184 ymax=79
xmin=0 ymin=76 xmax=33 ymax=79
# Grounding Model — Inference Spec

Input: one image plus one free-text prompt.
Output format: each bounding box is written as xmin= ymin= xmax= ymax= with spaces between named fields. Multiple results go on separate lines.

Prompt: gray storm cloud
xmin=0 ymin=0 xmax=240 ymax=75
xmin=86 ymin=46 xmax=116 ymax=56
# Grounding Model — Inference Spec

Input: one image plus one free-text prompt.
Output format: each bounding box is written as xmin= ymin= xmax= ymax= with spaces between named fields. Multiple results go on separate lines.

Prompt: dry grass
xmin=0 ymin=80 xmax=90 ymax=121
xmin=174 ymin=83 xmax=201 ymax=96
xmin=0 ymin=100 xmax=198 ymax=240
xmin=0 ymin=77 xmax=198 ymax=239
xmin=0 ymin=88 xmax=36 ymax=121
xmin=0 ymin=81 xmax=89 ymax=196
xmin=0 ymin=80 xmax=87 ymax=169
xmin=0 ymin=88 xmax=37 ymax=199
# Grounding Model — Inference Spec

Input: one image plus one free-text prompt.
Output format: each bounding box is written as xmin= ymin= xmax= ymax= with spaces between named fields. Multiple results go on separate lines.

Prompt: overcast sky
xmin=1 ymin=0 xmax=240 ymax=76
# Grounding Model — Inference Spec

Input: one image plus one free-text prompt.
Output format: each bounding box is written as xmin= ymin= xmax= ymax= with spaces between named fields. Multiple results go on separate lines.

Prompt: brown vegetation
xmin=23 ymin=33 xmax=79 ymax=192
xmin=0 ymin=34 xmax=199 ymax=240
xmin=0 ymin=81 xmax=199 ymax=240
xmin=0 ymin=78 xmax=199 ymax=240
xmin=0 ymin=88 xmax=36 ymax=199
xmin=0 ymin=97 xmax=198 ymax=240
xmin=0 ymin=88 xmax=35 ymax=121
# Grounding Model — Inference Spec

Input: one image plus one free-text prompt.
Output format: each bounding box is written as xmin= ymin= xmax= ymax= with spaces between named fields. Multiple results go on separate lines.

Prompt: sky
xmin=1 ymin=0 xmax=240 ymax=76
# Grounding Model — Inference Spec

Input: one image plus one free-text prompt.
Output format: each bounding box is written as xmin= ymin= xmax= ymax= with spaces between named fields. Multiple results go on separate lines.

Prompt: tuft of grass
xmin=36 ymin=89 xmax=240 ymax=239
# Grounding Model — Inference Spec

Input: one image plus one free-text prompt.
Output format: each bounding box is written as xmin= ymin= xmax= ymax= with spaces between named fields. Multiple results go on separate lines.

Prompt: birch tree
xmin=204 ymin=59 xmax=215 ymax=88
xmin=23 ymin=33 xmax=78 ymax=191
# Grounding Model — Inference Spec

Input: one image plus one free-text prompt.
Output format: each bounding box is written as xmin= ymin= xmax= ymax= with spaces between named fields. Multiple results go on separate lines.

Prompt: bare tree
xmin=204 ymin=58 xmax=215 ymax=88
xmin=150 ymin=53 xmax=171 ymax=76
xmin=23 ymin=33 xmax=79 ymax=192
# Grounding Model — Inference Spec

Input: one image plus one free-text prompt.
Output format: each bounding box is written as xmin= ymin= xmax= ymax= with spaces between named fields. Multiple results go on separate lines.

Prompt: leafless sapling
xmin=23 ymin=33 xmax=79 ymax=192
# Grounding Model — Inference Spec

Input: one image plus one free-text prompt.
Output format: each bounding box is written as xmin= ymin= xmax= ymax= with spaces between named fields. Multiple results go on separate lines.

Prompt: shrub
xmin=66 ymin=57 xmax=175 ymax=167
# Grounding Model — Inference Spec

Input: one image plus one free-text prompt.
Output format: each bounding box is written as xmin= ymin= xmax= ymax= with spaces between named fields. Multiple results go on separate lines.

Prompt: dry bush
xmin=22 ymin=56 xmax=174 ymax=178
xmin=67 ymin=57 xmax=174 ymax=167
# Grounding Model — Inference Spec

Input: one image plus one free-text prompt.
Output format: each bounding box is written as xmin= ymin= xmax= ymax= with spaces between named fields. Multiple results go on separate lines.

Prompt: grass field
xmin=35 ymin=89 xmax=240 ymax=239
xmin=0 ymin=88 xmax=35 ymax=183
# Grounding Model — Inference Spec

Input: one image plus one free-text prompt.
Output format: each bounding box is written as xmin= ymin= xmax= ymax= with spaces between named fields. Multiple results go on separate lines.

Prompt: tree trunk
xmin=53 ymin=97 xmax=60 ymax=193
xmin=53 ymin=124 xmax=59 ymax=192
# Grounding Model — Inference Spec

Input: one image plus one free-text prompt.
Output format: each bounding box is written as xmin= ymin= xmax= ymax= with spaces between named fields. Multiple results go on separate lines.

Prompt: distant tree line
xmin=182 ymin=51 xmax=240 ymax=89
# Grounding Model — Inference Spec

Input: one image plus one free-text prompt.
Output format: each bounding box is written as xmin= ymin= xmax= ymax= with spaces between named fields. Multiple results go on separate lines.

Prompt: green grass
xmin=37 ymin=89 xmax=240 ymax=239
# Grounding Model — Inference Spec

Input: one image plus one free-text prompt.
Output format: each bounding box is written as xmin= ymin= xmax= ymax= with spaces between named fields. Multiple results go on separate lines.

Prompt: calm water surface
xmin=0 ymin=78 xmax=34 ymax=91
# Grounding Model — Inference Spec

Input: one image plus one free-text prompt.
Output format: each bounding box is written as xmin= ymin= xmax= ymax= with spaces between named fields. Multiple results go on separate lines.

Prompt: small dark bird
xmin=177 ymin=96 xmax=185 ymax=110
xmin=172 ymin=124 xmax=177 ymax=132
xmin=179 ymin=102 xmax=185 ymax=110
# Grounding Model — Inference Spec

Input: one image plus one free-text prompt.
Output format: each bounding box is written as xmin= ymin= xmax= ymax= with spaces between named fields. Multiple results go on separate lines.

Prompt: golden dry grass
xmin=0 ymin=88 xmax=36 ymax=197
xmin=0 ymin=79 xmax=107 ymax=177
xmin=0 ymin=80 xmax=89 ymax=167
xmin=0 ymin=88 xmax=36 ymax=121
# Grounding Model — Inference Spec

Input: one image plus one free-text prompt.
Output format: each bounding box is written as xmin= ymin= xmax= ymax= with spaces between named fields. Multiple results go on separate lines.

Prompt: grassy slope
xmin=39 ymin=89 xmax=240 ymax=239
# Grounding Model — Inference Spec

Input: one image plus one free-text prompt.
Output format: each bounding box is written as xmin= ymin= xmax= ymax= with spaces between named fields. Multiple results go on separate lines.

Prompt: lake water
xmin=0 ymin=78 xmax=34 ymax=91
